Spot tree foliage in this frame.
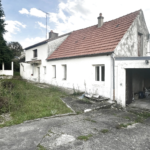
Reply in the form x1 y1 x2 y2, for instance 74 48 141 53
0 0 13 64
7 42 23 57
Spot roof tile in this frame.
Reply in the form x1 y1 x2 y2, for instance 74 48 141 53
47 10 140 60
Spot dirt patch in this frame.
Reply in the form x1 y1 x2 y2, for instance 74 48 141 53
2 81 14 90
0 113 12 125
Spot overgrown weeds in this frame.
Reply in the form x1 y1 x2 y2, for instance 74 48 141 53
116 123 133 129
0 79 72 127
101 129 109 133
37 144 46 150
84 118 97 123
77 134 92 141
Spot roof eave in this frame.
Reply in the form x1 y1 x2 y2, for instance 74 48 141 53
47 51 113 61
24 41 47 50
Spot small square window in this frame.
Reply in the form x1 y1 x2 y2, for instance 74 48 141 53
62 65 67 80
33 49 37 58
95 66 100 81
95 65 105 82
101 66 105 81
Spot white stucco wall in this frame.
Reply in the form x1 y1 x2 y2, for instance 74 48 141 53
0 62 13 76
114 10 149 57
21 54 113 99
115 59 150 107
21 35 69 81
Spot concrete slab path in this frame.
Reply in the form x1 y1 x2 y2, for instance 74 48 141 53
129 98 150 110
1 109 150 150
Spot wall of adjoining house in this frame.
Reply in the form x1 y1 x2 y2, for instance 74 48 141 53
115 60 150 107
22 35 69 81
25 35 68 64
47 35 69 57
114 11 149 57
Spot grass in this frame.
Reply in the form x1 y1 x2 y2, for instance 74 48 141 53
100 129 109 133
116 123 133 129
84 118 97 123
129 110 150 123
37 144 46 150
124 116 130 120
77 134 92 141
14 72 20 76
0 79 72 127
115 111 150 129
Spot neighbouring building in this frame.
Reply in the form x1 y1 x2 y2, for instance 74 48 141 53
20 10 150 107
0 62 14 78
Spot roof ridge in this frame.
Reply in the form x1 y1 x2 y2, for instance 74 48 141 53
24 32 71 50
105 9 140 24
68 10 140 33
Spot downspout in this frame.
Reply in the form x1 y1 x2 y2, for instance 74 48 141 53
111 53 115 101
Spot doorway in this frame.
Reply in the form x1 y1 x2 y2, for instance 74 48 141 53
126 69 132 104
126 69 150 105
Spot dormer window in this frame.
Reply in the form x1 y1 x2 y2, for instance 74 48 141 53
33 49 37 58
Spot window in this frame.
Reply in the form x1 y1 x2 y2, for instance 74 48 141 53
138 33 143 56
43 66 46 74
62 65 67 80
95 66 100 81
33 49 37 58
95 65 105 81
101 66 105 81
52 65 56 78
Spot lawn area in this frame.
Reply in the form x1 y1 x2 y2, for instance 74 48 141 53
0 79 72 127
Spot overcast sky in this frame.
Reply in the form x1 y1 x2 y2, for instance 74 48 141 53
2 0 150 48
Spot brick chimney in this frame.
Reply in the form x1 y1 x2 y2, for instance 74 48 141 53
97 13 104 28
49 30 58 39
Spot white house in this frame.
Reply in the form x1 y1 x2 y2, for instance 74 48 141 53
20 10 150 107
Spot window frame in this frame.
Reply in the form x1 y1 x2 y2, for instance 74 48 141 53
94 64 105 82
52 65 56 78
33 49 37 58
62 65 67 80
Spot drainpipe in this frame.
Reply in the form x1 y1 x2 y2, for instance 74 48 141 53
111 53 115 101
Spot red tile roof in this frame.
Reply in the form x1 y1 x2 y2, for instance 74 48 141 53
47 10 140 60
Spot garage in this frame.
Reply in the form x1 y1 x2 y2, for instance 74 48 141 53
126 69 150 105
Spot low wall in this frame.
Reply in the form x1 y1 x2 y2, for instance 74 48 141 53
0 62 13 76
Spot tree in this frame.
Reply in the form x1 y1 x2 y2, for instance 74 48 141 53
0 0 13 64
7 42 23 57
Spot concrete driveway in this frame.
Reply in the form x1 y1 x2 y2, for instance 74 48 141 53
1 108 150 150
